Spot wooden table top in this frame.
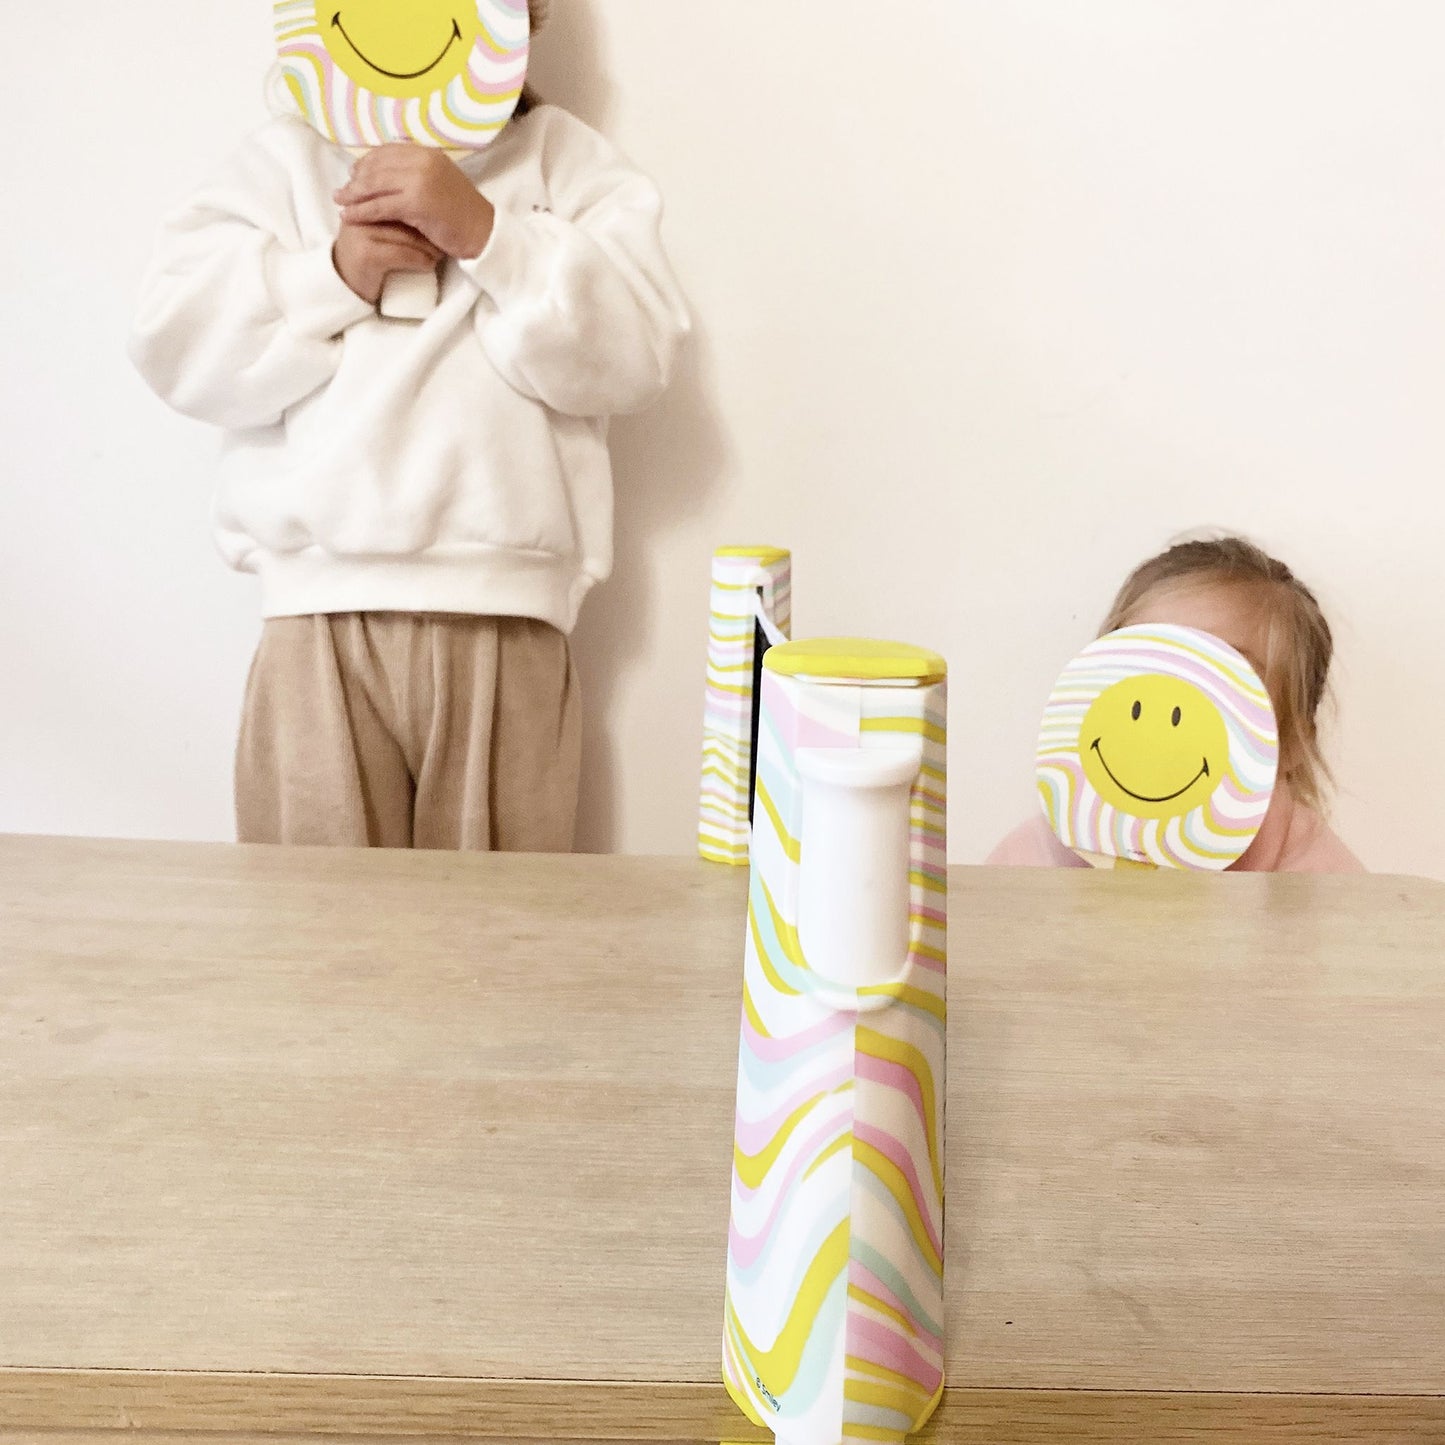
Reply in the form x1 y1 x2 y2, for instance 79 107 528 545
1 836 1442 1444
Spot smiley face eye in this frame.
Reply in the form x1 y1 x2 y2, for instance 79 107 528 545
1172 706 1182 727
1131 700 1141 721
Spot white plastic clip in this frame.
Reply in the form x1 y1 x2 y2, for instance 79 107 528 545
795 743 922 994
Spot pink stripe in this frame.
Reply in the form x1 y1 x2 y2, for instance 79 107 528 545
1083 643 1274 733
728 1118 849 1266
760 677 858 750
699 783 742 804
853 1056 935 1184
732 1061 852 1155
847 1316 943 1394
723 1328 747 1391
741 1006 852 1064
843 1271 924 1335
466 26 516 63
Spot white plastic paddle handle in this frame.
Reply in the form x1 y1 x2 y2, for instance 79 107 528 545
795 745 923 991
379 269 441 321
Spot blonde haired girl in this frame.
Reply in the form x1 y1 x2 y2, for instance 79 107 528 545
989 536 1364 872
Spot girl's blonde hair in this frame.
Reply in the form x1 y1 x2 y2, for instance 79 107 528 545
517 0 549 114
1100 535 1335 811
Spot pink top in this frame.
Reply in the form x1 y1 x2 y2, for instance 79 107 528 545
987 791 1365 873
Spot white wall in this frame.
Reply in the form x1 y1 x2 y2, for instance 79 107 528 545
2 2 1441 877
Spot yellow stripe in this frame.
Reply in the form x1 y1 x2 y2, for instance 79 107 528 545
858 981 946 1026
722 1370 770 1431
725 1219 850 1395
1126 627 1272 705
754 781 801 864
847 1283 911 1334
455 66 522 110
741 980 772 1040
700 763 742 785
766 638 944 684
734 1088 851 1190
861 716 947 746
1037 777 1064 831
847 1355 931 1390
803 1130 851 1181
853 1139 941 1276
716 545 790 564
909 869 947 895
702 734 749 755
750 879 801 997
845 1376 929 1414
856 1028 944 1204
412 91 450 146
440 71 516 137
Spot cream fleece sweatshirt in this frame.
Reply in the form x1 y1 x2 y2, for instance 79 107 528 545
130 106 689 631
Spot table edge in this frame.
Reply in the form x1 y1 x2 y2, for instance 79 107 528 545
3 833 1442 896
3 1368 1443 1443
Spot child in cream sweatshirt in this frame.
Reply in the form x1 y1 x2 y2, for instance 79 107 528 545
132 56 689 850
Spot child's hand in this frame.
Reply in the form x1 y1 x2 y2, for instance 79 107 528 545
332 221 443 306
335 146 496 260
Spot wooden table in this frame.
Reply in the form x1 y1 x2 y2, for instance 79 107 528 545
1 837 1442 1444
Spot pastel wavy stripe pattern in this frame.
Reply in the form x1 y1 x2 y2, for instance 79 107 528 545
1036 624 1279 870
725 668 946 1445
699 550 793 865
275 0 530 149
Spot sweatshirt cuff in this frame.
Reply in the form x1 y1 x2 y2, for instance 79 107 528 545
458 204 531 304
267 240 376 340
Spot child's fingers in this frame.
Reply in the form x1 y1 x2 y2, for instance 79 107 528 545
345 147 398 179
340 196 415 228
360 222 444 263
377 243 441 274
334 179 405 205
338 151 420 190
366 142 420 165
360 222 443 258
342 150 425 193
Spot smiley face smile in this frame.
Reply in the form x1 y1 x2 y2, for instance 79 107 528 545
1090 738 1209 804
331 10 462 79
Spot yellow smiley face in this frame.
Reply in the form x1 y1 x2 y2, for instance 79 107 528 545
323 1 480 98
1080 675 1229 821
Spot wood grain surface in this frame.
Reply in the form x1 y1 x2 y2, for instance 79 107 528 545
1 836 1441 1441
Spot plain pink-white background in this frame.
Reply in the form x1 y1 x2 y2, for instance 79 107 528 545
0 2 1438 877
